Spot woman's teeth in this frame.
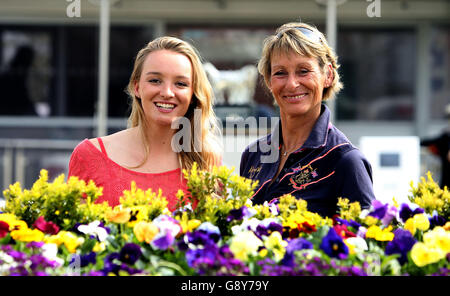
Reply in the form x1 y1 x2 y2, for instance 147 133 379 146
286 94 307 99
155 103 175 109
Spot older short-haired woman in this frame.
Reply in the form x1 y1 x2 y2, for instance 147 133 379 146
240 22 375 218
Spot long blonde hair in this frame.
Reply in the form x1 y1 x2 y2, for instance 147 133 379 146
258 22 343 101
126 36 222 172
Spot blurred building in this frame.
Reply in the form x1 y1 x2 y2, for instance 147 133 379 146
0 0 449 191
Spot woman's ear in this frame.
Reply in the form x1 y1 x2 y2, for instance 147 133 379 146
325 63 334 88
134 80 140 99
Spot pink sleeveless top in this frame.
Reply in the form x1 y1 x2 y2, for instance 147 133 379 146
68 138 190 211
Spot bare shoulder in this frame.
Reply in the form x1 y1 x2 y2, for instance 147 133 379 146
88 128 136 153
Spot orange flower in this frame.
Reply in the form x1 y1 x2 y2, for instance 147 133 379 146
443 221 450 231
106 206 131 224
133 221 159 244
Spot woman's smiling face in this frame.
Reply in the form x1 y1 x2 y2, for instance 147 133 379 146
269 50 331 120
134 49 194 127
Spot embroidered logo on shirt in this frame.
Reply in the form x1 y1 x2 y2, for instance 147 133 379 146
247 165 262 179
289 165 318 189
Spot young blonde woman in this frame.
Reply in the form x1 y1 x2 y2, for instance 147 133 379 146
240 22 375 218
69 36 222 211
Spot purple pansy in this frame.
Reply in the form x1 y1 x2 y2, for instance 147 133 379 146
103 252 121 275
280 238 313 269
429 212 446 228
69 252 97 268
385 228 416 264
185 244 218 269
226 206 254 222
185 243 249 275
26 241 45 249
320 227 349 259
255 221 283 239
151 234 174 250
286 238 313 253
150 215 181 250
381 204 398 226
334 217 361 230
119 243 142 265
368 200 388 220
399 203 424 223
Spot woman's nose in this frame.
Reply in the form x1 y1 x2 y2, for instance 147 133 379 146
160 83 175 98
286 74 299 90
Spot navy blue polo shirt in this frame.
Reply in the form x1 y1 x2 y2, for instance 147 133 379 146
240 104 375 218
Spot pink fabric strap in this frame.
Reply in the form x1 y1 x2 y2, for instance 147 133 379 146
97 138 108 157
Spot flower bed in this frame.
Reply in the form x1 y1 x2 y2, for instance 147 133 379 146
0 165 449 276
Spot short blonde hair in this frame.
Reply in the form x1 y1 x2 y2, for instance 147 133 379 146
126 36 222 171
258 22 343 101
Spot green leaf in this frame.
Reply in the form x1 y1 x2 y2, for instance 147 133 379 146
80 238 97 253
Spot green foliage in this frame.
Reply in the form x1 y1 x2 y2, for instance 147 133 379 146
2 170 108 230
409 171 450 219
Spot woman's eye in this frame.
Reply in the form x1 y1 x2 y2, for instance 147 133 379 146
176 81 189 87
273 71 286 76
299 69 310 75
148 78 160 84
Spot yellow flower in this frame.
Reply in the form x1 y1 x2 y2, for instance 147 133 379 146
365 225 394 241
133 221 159 244
259 248 268 257
127 206 149 228
364 216 379 226
264 232 287 261
229 231 263 262
410 242 445 267
0 214 27 231
45 231 83 253
423 227 450 254
106 206 131 224
10 228 44 242
180 219 201 234
0 213 18 224
93 242 106 253
392 197 399 208
404 218 416 235
413 214 430 231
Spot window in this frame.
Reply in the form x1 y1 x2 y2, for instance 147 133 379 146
0 26 54 116
430 26 450 120
0 24 156 118
337 29 416 121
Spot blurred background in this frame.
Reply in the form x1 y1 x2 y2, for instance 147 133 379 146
0 0 449 205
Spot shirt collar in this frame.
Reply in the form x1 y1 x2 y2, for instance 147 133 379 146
301 103 331 149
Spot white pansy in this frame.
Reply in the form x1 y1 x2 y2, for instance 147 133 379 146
231 217 261 235
359 209 370 220
152 215 181 237
197 222 220 235
0 251 16 275
345 237 369 253
41 243 64 266
244 207 257 219
77 220 108 242
260 217 282 227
